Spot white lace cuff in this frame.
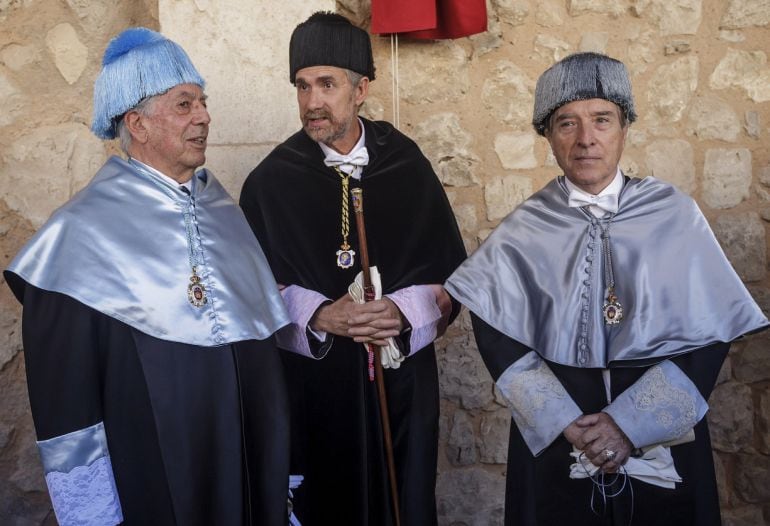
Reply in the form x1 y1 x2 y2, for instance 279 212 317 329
496 351 583 456
37 422 123 526
604 360 707 449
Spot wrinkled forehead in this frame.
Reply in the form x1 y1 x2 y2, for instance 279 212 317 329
294 65 350 84
551 98 623 119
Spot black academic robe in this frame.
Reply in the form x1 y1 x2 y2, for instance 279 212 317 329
14 281 290 526
472 313 727 526
240 118 466 526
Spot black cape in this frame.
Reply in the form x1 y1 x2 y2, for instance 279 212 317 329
9 281 290 526
241 118 466 526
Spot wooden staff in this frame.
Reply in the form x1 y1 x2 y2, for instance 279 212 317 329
351 187 401 526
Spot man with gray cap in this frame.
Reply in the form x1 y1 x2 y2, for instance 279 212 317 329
5 27 292 525
445 52 767 525
240 11 466 526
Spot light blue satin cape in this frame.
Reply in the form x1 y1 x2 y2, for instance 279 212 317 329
446 176 767 368
6 156 289 346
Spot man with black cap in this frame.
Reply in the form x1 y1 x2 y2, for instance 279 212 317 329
240 11 466 526
5 28 292 525
445 52 767 525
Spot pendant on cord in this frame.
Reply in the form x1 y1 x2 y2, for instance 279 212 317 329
336 244 356 269
188 266 208 307
602 288 623 325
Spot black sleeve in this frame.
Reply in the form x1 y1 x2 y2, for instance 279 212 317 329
470 312 532 381
670 341 730 400
21 284 105 440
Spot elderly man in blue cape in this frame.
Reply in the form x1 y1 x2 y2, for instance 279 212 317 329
445 52 768 526
4 28 292 525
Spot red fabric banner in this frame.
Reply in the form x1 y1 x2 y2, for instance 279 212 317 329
371 0 487 40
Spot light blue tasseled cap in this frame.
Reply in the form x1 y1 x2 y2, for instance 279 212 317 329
91 27 205 139
532 52 637 136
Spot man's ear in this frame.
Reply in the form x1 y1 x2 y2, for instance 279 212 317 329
124 110 149 144
354 77 370 107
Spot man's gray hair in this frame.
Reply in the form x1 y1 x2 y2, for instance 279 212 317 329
116 95 157 154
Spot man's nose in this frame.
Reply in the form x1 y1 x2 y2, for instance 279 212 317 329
192 101 211 124
576 123 595 146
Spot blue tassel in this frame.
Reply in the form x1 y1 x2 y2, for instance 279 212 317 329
91 27 205 139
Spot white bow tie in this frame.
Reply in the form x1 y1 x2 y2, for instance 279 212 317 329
568 191 619 214
323 148 370 175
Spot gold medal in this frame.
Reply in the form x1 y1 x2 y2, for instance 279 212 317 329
602 291 623 325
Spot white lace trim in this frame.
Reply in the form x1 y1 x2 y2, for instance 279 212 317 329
46 456 123 526
501 359 567 428
632 365 698 441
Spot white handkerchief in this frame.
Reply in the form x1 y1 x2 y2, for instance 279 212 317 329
348 267 405 369
569 445 682 489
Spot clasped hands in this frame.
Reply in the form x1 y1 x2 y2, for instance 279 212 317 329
563 412 633 474
310 294 405 347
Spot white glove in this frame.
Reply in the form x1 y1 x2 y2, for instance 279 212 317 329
569 445 682 489
348 267 405 369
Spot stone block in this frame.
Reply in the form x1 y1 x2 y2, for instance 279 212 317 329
713 212 766 283
398 41 469 104
437 336 496 410
484 174 534 221
361 96 385 122
478 409 510 464
735 453 770 503
732 337 770 384
0 43 39 71
720 0 770 29
45 23 87 85
204 144 276 201
708 381 754 453
447 410 477 466
632 0 702 35
760 165 770 187
664 40 692 55
745 111 760 139
162 1 332 146
436 468 506 526
568 0 628 17
627 29 656 74
493 0 530 26
758 388 770 455
535 0 566 26
532 33 571 62
454 203 479 234
703 148 752 209
710 48 770 103
0 123 106 229
494 132 538 170
646 56 699 124
687 96 741 142
412 113 480 187
482 61 535 129
0 71 25 127
644 139 695 194
471 11 503 58
747 285 770 318
579 32 609 53
722 505 766 526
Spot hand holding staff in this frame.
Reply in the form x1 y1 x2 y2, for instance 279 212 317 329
351 187 401 526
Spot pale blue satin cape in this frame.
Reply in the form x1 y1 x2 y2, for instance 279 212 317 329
446 176 767 368
6 156 289 346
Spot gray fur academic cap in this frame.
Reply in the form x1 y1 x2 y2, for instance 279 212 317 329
289 12 375 83
91 27 205 140
532 52 636 136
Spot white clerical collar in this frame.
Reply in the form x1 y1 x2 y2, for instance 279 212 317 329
319 118 368 180
130 158 193 191
565 168 623 217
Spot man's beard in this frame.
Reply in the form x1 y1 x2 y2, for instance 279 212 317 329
303 110 352 147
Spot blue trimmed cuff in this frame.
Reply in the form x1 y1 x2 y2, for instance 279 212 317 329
604 360 707 449
37 422 123 526
496 351 583 456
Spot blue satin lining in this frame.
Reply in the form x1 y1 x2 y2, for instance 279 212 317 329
7 156 289 346
446 176 768 368
37 421 109 474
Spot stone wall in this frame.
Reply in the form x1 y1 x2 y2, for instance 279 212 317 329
0 0 768 525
